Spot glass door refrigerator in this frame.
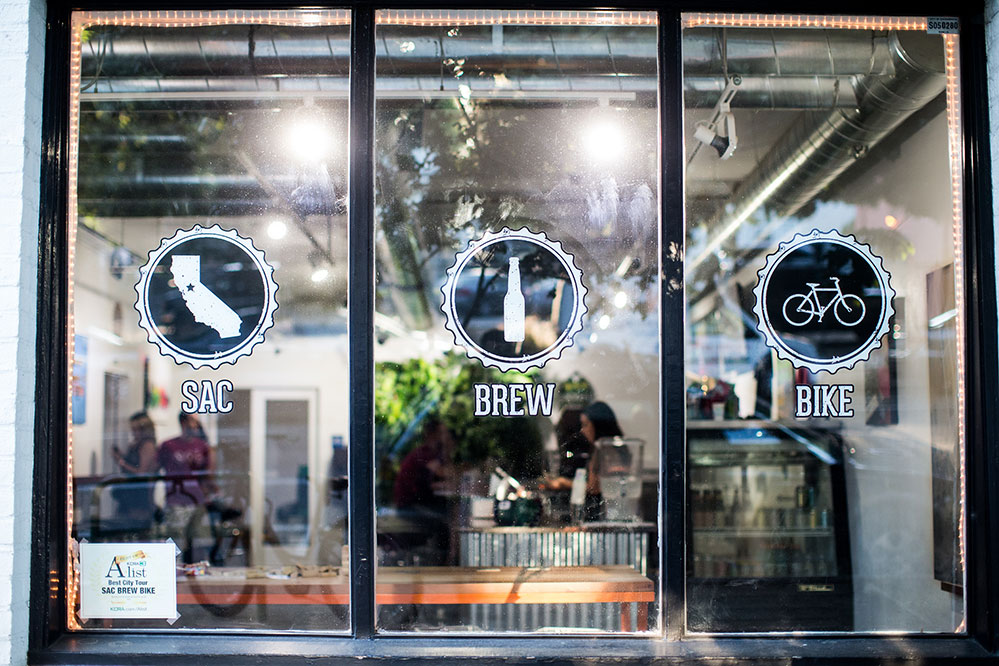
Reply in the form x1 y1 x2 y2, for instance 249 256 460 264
687 420 853 632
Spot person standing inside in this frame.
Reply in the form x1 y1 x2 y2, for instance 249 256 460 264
391 417 455 563
580 401 624 521
111 411 159 535
159 411 215 562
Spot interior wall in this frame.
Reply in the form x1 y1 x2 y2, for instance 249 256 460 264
72 231 148 476
831 110 964 631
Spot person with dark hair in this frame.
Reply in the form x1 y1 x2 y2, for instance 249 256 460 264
393 417 454 511
389 416 455 564
158 412 215 562
543 401 624 521
580 401 623 444
111 411 159 533
580 401 624 521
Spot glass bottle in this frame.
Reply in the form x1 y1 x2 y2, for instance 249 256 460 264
504 256 526 342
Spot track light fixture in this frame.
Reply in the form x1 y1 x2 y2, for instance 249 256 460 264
693 77 740 160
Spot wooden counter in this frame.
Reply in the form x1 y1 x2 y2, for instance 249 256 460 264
177 565 654 631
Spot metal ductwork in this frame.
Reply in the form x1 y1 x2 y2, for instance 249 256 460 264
79 74 857 109
688 30 947 275
685 75 856 109
81 27 891 109
85 26 889 79
76 27 945 221
681 28 894 77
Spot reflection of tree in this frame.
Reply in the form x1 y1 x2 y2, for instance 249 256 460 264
78 101 231 224
460 246 567 329
374 353 543 504
375 94 659 332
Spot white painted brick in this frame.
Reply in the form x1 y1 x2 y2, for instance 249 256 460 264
0 2 43 663
0 258 21 287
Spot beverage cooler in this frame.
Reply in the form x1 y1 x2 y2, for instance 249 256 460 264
687 421 853 632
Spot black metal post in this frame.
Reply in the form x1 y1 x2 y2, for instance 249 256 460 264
30 4 72 652
659 9 687 642
348 3 378 639
957 13 999 652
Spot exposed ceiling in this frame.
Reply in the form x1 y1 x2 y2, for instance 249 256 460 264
76 22 949 333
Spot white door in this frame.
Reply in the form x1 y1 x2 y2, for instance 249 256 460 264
249 389 318 566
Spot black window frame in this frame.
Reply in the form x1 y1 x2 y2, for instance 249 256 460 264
28 1 999 663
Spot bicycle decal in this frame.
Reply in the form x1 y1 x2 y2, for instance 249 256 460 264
753 229 894 374
781 277 866 328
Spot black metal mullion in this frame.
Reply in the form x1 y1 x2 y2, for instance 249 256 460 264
659 9 686 642
348 3 377 640
957 14 999 652
29 4 72 653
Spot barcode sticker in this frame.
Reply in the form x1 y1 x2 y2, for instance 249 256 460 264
927 17 959 34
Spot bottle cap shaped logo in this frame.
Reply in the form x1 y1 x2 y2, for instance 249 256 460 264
752 229 894 374
135 226 278 369
441 227 586 372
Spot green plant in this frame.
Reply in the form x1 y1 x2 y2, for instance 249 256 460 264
375 352 544 501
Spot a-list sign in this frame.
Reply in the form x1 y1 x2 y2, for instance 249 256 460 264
80 542 177 620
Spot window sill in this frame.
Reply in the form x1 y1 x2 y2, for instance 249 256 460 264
30 633 995 665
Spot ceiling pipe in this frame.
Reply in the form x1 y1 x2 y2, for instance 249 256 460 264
84 27 886 83
79 74 857 110
85 27 889 76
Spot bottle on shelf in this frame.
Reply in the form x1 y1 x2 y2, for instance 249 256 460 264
503 256 525 343
729 487 742 528
724 385 740 419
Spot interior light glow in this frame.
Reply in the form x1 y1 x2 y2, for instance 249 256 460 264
267 219 288 240
582 120 626 164
598 314 611 330
884 214 900 229
589 333 599 344
287 118 332 164
615 255 633 277
311 267 330 283
614 291 628 309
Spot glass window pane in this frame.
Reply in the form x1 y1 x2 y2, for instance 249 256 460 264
682 14 966 633
374 9 660 634
67 9 351 631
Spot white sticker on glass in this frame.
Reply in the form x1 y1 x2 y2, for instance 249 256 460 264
79 542 178 620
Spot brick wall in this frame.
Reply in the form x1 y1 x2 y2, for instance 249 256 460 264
0 0 45 664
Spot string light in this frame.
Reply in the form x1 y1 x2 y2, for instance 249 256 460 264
64 8 967 629
75 9 350 29
686 11 968 605
943 33 968 581
67 14 83 629
377 10 656 26
682 13 927 31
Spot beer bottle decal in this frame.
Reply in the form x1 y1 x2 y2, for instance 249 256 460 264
504 256 526 343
